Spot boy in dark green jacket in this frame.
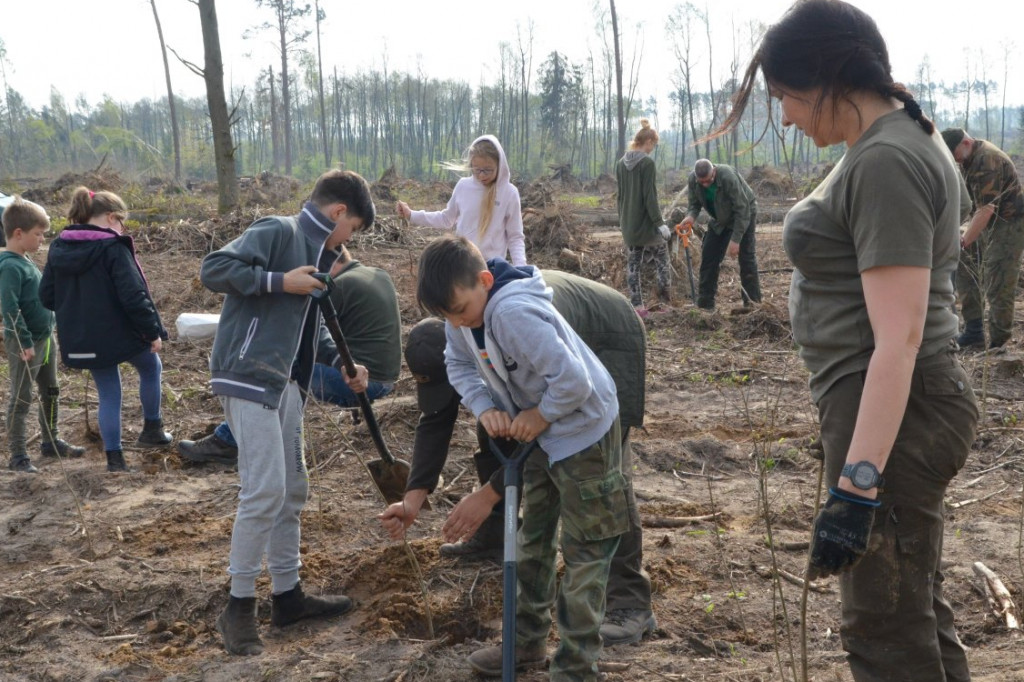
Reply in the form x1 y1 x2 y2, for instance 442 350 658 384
1 198 84 473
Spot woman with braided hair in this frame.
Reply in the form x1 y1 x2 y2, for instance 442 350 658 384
712 1 977 680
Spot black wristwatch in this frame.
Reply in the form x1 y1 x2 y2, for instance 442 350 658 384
841 461 884 490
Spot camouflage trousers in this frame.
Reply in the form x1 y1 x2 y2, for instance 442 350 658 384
956 215 1024 347
818 352 977 682
626 243 671 308
4 335 59 457
517 417 627 682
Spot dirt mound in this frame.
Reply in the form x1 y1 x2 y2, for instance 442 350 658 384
238 171 303 207
729 301 791 342
584 173 617 195
746 165 795 198
21 170 126 205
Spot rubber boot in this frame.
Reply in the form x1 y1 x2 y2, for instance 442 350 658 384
216 595 264 656
270 582 352 627
106 450 130 473
136 418 173 448
956 319 984 350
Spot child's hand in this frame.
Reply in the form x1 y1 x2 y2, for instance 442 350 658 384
442 485 501 544
342 363 369 393
19 347 35 362
510 407 550 442
283 265 325 295
479 409 512 439
395 201 411 220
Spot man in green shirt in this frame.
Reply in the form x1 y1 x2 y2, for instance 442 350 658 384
680 159 762 310
942 128 1024 349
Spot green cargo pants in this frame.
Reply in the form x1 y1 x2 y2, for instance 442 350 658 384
817 351 977 682
516 417 628 682
956 215 1024 347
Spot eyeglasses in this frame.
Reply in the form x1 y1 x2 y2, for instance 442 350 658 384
470 167 497 178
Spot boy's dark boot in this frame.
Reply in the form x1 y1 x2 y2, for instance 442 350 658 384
956 319 984 350
439 512 503 561
467 641 547 676
106 450 130 473
271 582 352 627
178 433 238 464
40 439 86 459
136 419 173 448
8 455 39 474
216 595 264 656
601 608 658 646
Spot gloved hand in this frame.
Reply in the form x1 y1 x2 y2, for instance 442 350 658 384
658 224 671 240
807 487 879 580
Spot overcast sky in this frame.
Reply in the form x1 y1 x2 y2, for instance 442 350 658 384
3 0 1022 117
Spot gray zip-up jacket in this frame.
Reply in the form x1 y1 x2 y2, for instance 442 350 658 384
443 267 619 462
200 203 342 408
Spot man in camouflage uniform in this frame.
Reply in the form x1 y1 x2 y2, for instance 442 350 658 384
943 129 1024 349
680 159 762 310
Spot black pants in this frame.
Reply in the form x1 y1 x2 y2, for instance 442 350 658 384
476 422 652 612
697 215 761 309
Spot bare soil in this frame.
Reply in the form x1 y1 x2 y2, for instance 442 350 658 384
1 192 1023 682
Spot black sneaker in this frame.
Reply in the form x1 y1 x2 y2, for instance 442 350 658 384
178 433 238 465
40 439 86 458
9 457 39 474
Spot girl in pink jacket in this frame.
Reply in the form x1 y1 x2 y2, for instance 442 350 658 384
396 135 526 266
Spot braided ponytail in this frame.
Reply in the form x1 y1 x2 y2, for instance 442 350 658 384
887 83 934 134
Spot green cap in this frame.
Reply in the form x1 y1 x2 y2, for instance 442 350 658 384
941 128 966 155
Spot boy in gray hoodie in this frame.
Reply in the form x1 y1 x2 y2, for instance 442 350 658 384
200 169 374 656
417 234 627 681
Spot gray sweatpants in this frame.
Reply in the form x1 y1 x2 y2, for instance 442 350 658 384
221 381 307 598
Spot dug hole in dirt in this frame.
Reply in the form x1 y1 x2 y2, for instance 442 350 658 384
1 177 1023 682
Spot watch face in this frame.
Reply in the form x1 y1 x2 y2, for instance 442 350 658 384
851 464 876 488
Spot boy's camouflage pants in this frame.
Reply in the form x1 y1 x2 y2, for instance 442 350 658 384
5 335 59 457
516 417 627 682
956 216 1024 347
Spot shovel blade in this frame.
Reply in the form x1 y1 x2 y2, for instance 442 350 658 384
366 457 411 505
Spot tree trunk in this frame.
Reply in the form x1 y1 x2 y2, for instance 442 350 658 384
198 0 238 213
278 9 292 175
610 0 625 160
150 0 181 182
314 0 330 168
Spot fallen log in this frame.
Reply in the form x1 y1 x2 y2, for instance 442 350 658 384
972 562 1020 631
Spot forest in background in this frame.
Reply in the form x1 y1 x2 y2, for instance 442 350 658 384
1 1 1022 187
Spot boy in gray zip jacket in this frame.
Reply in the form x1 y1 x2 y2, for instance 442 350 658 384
200 170 375 657
417 234 628 681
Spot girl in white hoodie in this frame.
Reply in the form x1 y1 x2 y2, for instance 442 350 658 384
396 135 527 266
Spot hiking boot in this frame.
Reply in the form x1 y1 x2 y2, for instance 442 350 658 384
136 418 173 448
40 439 85 459
270 582 353 627
106 450 132 473
8 456 38 474
956 319 985 350
216 595 264 656
439 515 503 561
178 433 238 465
600 608 657 647
466 641 547 677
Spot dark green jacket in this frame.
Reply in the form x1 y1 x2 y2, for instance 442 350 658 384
0 250 54 349
544 270 645 429
616 151 664 247
686 164 757 242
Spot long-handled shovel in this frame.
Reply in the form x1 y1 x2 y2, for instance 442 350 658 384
487 437 539 682
311 277 410 503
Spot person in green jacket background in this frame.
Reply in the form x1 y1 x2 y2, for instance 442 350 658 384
615 118 671 318
680 160 762 310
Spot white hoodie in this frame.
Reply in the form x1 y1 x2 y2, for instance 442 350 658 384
409 134 527 265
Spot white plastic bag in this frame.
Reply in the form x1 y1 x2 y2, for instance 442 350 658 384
175 313 221 341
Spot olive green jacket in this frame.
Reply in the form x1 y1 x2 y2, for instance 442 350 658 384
686 164 757 242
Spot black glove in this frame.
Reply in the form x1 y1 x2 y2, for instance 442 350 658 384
807 488 879 580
